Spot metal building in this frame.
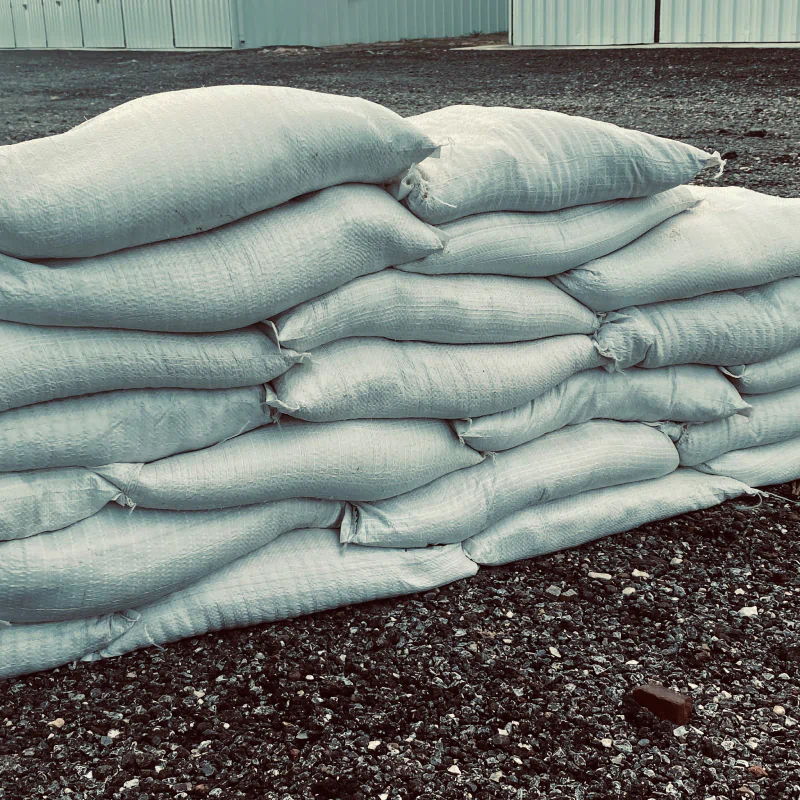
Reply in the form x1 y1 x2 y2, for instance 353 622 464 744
510 0 800 45
0 0 507 50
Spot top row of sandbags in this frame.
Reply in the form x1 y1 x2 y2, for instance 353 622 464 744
391 105 722 223
0 86 720 260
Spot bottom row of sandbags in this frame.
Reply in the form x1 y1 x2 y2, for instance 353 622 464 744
1 464 770 681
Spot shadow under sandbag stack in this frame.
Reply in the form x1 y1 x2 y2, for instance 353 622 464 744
0 92 794 680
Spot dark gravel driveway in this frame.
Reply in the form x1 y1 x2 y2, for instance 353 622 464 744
0 37 799 800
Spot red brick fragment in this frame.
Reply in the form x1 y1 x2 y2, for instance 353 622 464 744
631 683 693 725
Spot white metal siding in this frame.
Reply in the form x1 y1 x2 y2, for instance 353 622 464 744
173 0 231 47
511 0 655 45
0 1 16 46
237 0 507 49
42 0 82 46
10 0 46 46
660 0 800 43
81 0 125 47
121 0 173 48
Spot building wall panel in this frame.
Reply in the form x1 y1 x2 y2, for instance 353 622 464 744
120 0 173 48
0 1 16 47
237 0 507 49
173 0 231 47
511 0 655 45
42 0 82 47
81 0 125 47
660 0 800 43
10 0 47 46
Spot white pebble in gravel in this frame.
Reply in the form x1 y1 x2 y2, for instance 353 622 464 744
368 740 381 750
588 572 612 580
670 557 683 566
545 585 562 597
774 706 786 715
738 606 758 617
447 765 461 775
631 569 650 578
600 738 613 748
622 587 636 596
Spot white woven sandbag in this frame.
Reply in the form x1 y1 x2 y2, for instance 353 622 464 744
274 270 599 351
0 86 437 259
677 385 800 467
454 366 751 453
0 468 120 542
0 186 445 333
401 187 697 277
0 321 300 413
697 436 800 486
389 105 721 224
0 386 271 473
84 529 478 661
595 278 800 371
553 187 800 311
272 335 605 422
95 418 483 511
0 610 139 680
723 345 800 395
462 469 752 566
0 499 343 623
342 421 678 548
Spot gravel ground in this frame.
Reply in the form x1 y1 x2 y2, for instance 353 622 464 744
1 38 800 800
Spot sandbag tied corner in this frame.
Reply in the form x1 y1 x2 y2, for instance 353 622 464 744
3 85 800 681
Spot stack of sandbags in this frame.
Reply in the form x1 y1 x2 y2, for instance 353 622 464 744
1 95 790 680
549 185 800 491
0 86 479 678
319 105 755 564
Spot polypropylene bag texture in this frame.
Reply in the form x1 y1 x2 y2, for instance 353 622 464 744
676 384 800 466
462 469 752 566
722 345 800 395
0 499 344 623
0 86 437 259
0 611 139 680
697 436 800 487
553 187 800 311
83 530 478 662
0 468 120 542
272 335 605 421
0 386 271 473
342 421 679 548
400 187 696 277
390 105 721 223
274 271 598 351
0 321 301 412
0 186 445 332
595 278 800 371
454 366 750 453
95 419 483 511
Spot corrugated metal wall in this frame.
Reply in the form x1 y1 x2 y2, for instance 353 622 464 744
10 0 47 46
660 0 800 43
42 0 83 47
0 0 505 48
173 0 231 47
121 0 175 48
236 0 507 48
0 2 15 47
80 0 126 48
511 0 655 45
